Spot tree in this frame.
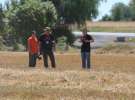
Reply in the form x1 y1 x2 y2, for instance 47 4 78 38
129 0 135 20
101 14 112 21
111 3 132 21
42 0 104 25
0 4 5 33
52 24 75 45
6 0 57 45
42 0 104 45
4 0 104 46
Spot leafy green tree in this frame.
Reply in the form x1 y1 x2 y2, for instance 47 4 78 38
4 0 104 47
129 0 135 20
42 0 104 45
6 0 57 45
57 36 67 52
42 0 104 24
111 3 132 21
52 25 75 45
0 4 5 33
101 14 112 21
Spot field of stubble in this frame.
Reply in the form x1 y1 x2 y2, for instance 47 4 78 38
0 52 135 100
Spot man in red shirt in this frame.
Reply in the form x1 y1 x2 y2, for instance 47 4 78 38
27 31 39 67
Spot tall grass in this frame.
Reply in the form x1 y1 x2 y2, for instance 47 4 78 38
1 52 135 99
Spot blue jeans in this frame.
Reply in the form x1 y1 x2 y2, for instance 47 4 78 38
29 53 38 67
81 52 91 69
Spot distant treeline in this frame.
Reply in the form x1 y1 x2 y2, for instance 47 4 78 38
102 0 135 21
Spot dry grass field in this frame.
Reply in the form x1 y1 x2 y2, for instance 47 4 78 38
86 21 135 32
0 52 135 100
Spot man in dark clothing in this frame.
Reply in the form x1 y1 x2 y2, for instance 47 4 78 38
80 29 94 69
39 27 56 68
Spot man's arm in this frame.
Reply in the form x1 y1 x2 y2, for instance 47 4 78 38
38 41 42 54
51 35 56 51
38 35 42 55
27 39 32 54
90 36 94 43
84 35 94 43
79 36 84 43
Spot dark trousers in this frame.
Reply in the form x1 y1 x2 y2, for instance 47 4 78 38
42 51 56 68
29 53 37 67
81 52 91 69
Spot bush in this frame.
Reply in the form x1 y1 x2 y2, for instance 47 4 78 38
52 25 75 45
57 36 68 52
12 43 25 51
12 43 19 51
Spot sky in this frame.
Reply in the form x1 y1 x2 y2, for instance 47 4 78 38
0 0 130 20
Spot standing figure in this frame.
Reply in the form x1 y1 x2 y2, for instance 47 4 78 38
80 29 94 69
39 27 56 68
27 31 39 67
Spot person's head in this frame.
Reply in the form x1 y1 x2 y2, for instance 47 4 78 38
82 28 87 35
31 30 36 37
43 27 51 35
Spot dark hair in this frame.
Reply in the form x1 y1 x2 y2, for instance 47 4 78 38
82 28 87 33
32 30 36 34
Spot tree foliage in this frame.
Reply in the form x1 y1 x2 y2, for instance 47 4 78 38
8 0 57 34
41 0 104 45
101 14 112 21
1 0 104 46
0 4 5 33
102 1 135 21
6 0 57 44
42 0 103 25
111 3 131 21
129 0 135 20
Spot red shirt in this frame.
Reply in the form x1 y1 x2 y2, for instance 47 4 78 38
28 36 39 53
